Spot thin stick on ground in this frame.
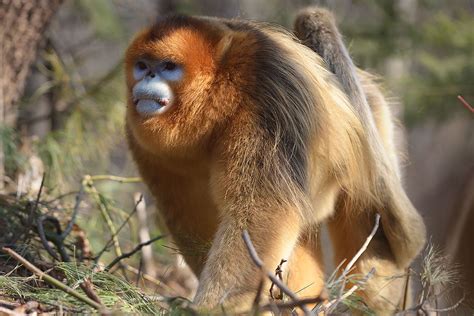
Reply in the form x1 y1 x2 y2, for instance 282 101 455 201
84 175 130 279
423 293 465 313
25 174 46 240
35 206 104 306
134 193 155 276
31 173 46 216
260 296 326 313
84 176 123 259
1 247 106 311
242 230 312 315
80 278 104 307
88 175 141 183
105 235 165 272
61 183 85 239
405 291 466 314
36 216 60 261
94 194 143 263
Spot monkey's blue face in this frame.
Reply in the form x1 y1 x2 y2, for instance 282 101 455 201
131 60 184 116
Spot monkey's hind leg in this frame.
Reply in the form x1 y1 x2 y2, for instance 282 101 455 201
285 226 325 305
327 198 405 315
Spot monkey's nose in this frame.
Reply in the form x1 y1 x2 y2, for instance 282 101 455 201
132 79 173 116
158 98 169 106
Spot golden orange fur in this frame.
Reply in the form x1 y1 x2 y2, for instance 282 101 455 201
125 11 425 314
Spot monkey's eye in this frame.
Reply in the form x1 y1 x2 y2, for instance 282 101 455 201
133 61 149 80
160 61 183 81
137 61 148 70
163 61 177 71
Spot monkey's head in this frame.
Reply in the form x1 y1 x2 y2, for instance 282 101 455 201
125 15 251 158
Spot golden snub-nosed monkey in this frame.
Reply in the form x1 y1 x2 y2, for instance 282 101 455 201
125 7 425 314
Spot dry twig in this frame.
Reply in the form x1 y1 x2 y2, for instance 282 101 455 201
84 176 123 259
269 259 287 300
94 193 144 263
457 95 474 113
322 267 375 313
331 214 380 311
423 292 465 313
88 175 141 183
105 235 165 272
260 296 326 313
1 247 106 311
61 183 85 239
344 214 380 275
134 193 155 276
80 278 104 307
313 214 380 314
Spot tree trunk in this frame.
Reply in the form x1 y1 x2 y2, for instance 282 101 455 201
0 0 64 188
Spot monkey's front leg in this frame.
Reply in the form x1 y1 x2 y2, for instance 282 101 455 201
194 202 302 311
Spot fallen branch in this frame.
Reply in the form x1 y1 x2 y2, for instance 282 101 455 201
31 173 46 217
105 235 165 272
80 278 104 308
1 247 105 312
94 194 143 263
88 175 141 183
61 183 85 239
424 292 465 313
84 176 123 260
36 216 60 261
134 193 155 276
260 295 326 312
242 230 311 315
404 291 465 314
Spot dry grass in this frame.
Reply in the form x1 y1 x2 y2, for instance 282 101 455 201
0 176 470 315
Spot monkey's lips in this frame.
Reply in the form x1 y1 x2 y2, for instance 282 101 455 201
133 98 171 116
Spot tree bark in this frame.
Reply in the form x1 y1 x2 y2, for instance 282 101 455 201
0 0 64 188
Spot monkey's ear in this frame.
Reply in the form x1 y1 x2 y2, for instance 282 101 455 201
215 33 234 64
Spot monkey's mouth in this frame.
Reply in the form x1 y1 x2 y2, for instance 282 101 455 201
133 98 171 116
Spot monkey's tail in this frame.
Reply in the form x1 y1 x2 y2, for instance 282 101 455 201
294 7 426 268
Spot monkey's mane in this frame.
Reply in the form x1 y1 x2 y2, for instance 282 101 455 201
220 21 374 220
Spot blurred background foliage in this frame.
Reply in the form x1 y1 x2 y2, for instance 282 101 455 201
337 0 474 125
6 0 472 186
0 0 473 311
